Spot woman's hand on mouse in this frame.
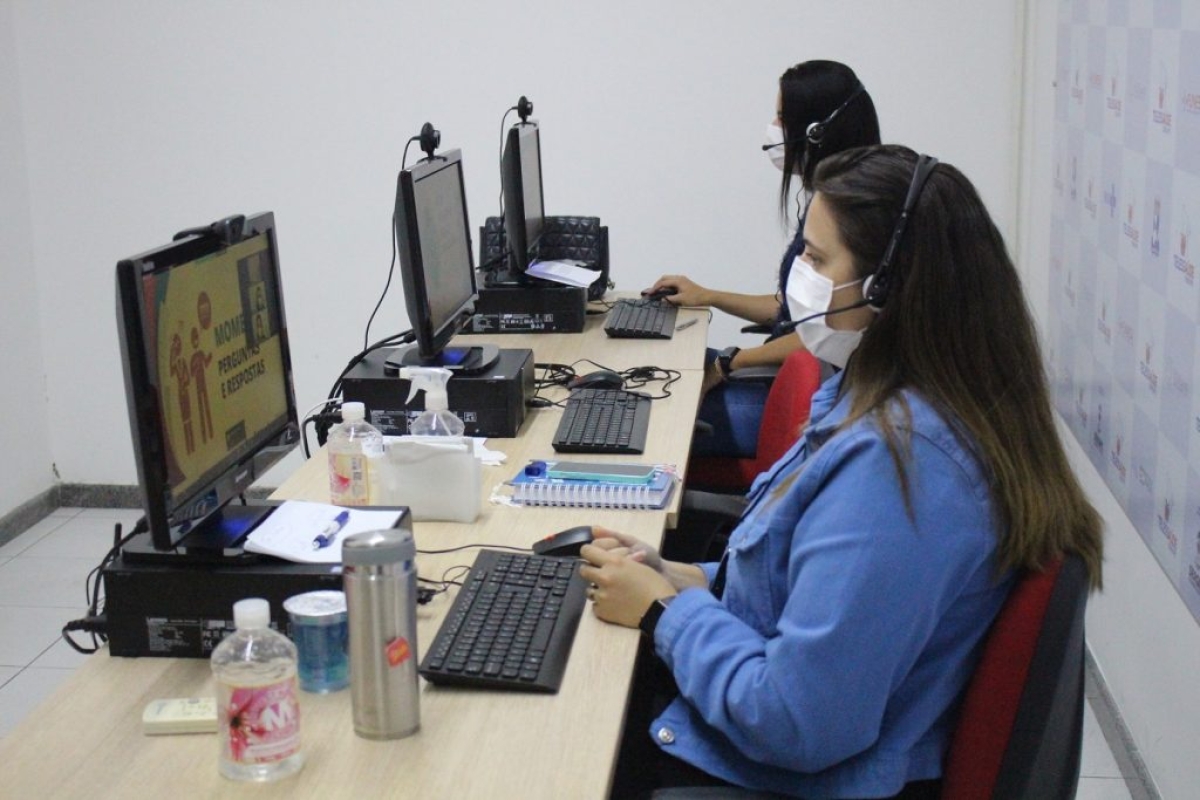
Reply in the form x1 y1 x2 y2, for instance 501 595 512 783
586 527 664 573
645 275 706 307
579 539 676 628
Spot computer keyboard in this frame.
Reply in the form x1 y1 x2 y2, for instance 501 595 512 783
603 299 678 339
552 388 651 454
418 549 587 693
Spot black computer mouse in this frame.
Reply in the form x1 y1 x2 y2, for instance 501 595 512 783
642 287 679 302
569 369 624 391
532 525 595 558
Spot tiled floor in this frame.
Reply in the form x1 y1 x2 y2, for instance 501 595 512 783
0 507 1141 797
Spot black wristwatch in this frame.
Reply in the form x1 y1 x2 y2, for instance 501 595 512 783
716 346 740 378
639 596 676 638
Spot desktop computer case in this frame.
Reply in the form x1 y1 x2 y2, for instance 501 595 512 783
466 283 587 334
342 346 533 437
103 557 344 658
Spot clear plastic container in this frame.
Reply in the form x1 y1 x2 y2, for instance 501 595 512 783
327 401 385 505
211 598 304 782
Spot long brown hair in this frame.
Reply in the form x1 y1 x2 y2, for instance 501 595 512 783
813 145 1103 589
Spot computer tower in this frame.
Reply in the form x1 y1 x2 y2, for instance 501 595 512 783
464 284 587 334
341 347 533 437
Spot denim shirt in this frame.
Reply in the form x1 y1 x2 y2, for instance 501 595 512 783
651 373 1013 798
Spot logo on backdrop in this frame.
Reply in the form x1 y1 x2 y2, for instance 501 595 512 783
1174 204 1193 285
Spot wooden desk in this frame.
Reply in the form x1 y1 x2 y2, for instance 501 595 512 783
0 316 709 798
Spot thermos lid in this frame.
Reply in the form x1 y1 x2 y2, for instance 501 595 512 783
342 528 416 565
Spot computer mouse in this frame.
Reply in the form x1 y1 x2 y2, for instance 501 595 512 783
532 525 595 558
642 287 679 302
569 369 624 391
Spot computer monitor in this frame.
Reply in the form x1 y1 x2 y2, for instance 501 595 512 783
115 212 300 559
389 149 497 372
501 121 545 276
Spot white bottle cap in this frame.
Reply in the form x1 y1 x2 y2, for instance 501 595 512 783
341 401 366 422
233 598 271 630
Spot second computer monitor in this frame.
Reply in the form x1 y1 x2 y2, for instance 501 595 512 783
393 149 496 371
501 121 545 275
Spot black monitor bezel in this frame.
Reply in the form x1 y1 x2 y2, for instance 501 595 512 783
115 211 300 553
501 122 545 274
394 149 479 362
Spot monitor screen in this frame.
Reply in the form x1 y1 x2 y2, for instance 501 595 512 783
501 122 545 274
393 149 495 372
116 212 299 554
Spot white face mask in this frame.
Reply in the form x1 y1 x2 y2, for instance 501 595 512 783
785 255 866 368
764 123 788 171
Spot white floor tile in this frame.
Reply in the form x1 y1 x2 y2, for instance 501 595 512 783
20 514 129 563
1075 777 1134 800
0 666 17 689
0 556 96 610
0 666 75 739
0 606 83 667
0 515 70 559
1081 699 1123 778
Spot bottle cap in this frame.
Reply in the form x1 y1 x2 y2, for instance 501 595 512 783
233 598 271 630
342 528 416 566
341 401 366 422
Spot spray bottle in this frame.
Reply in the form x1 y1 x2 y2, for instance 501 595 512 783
398 367 465 437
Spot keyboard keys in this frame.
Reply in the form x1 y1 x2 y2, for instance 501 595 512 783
604 299 677 339
552 388 651 454
418 551 587 693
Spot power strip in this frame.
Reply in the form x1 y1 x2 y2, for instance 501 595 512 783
142 697 218 735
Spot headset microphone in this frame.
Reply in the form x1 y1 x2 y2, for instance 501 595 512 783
776 297 871 334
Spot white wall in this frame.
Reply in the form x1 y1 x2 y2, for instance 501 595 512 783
1017 2 1200 797
3 0 1020 501
0 1 53 514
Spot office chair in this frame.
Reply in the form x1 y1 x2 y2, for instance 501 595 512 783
941 553 1089 799
686 349 822 493
650 554 1090 800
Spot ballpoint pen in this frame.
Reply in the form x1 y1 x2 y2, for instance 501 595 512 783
675 318 698 331
312 510 351 550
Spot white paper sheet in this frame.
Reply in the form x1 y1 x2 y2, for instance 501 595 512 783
244 501 403 564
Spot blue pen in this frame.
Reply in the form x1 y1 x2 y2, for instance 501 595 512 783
312 510 351 550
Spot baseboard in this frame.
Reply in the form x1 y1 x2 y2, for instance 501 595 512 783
1085 646 1161 800
0 484 275 548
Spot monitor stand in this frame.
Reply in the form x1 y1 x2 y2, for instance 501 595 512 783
384 343 500 375
120 503 277 566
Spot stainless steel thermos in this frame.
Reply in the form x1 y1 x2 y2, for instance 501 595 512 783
342 522 420 739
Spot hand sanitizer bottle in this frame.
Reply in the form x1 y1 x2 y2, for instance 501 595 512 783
400 367 465 437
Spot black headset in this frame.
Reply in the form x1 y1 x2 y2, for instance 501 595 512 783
805 82 865 145
862 154 940 310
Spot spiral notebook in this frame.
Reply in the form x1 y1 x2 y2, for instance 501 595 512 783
506 464 676 509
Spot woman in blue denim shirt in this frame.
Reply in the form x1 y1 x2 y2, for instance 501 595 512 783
581 146 1104 799
645 60 881 459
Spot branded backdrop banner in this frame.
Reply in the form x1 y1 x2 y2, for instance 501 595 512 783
1050 0 1200 623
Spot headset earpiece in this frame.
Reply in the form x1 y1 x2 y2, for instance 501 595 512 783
805 121 825 145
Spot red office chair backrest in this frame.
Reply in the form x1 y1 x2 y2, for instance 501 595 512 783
941 554 1089 800
687 350 822 492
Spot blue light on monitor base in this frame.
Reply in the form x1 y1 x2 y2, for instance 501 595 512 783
384 343 499 375
120 503 277 565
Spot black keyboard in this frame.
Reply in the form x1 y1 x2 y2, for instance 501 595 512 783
418 550 587 693
604 299 678 339
552 388 651 454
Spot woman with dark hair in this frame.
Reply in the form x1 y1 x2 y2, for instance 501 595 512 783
582 145 1104 798
646 60 881 460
